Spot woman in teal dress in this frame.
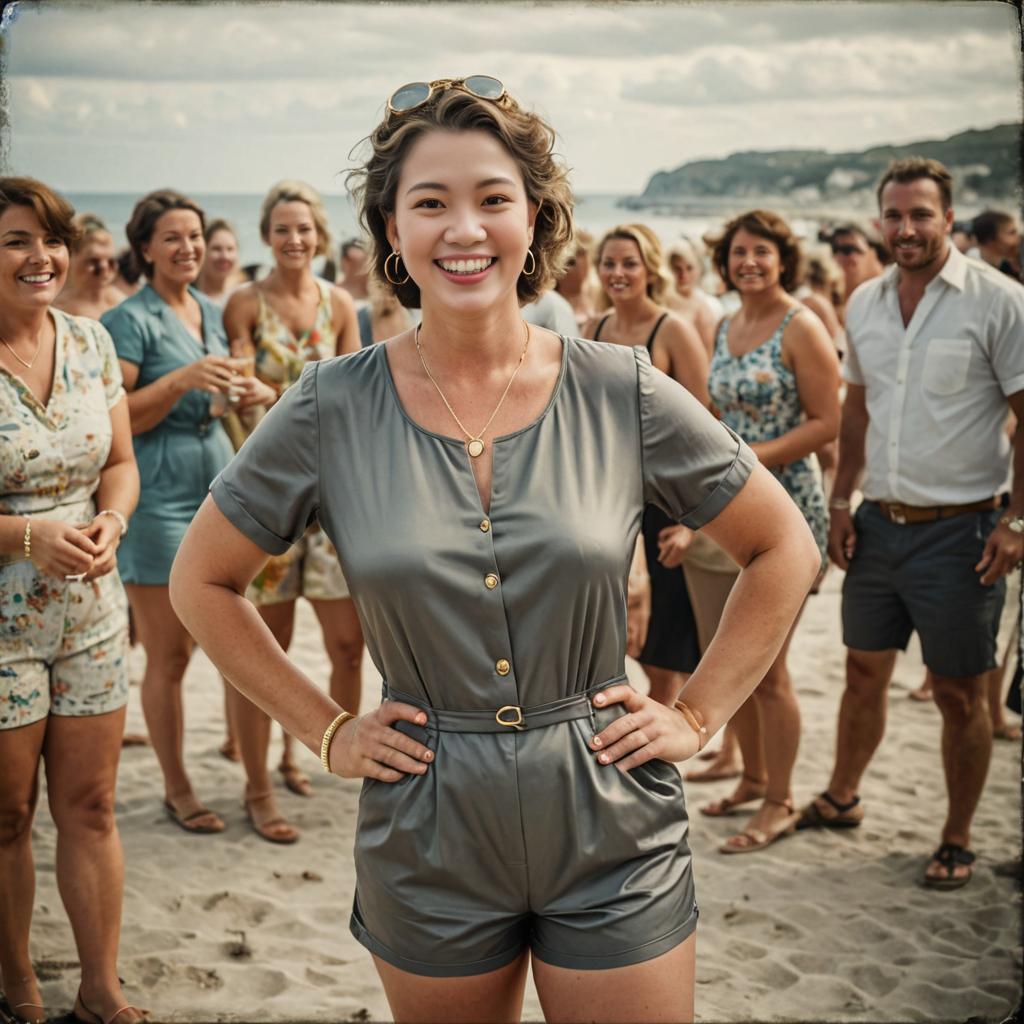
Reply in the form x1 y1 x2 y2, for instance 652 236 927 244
101 189 276 837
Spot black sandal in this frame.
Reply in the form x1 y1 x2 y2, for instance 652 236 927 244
923 842 976 891
0 992 45 1024
795 790 863 830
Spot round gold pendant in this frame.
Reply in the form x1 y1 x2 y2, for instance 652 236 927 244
467 438 485 458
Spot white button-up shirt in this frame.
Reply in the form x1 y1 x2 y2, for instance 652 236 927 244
843 244 1024 506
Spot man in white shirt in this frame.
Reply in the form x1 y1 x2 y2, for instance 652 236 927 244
797 158 1024 891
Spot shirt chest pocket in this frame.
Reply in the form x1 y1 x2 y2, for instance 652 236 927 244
922 338 971 396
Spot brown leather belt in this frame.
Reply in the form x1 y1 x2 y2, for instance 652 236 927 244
875 497 999 525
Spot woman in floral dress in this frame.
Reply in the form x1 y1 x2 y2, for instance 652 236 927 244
222 181 361 825
0 177 146 1024
664 209 840 853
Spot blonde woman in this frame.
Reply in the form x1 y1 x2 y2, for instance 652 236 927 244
665 237 723 360
54 214 125 320
222 181 362 834
583 224 709 710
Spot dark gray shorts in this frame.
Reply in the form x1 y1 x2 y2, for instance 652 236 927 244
348 699 698 977
842 502 1005 679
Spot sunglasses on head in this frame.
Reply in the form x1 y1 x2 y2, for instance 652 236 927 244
387 76 508 116
831 243 866 257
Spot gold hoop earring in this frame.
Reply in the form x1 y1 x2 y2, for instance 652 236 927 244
523 249 537 276
384 250 410 286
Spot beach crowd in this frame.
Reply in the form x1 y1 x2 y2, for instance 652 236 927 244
0 76 1022 1024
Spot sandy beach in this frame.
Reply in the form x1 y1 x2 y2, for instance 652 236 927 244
25 569 1022 1023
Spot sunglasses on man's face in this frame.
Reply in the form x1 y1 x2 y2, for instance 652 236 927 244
831 244 867 257
387 76 508 116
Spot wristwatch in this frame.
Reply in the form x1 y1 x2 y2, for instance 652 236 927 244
999 514 1024 534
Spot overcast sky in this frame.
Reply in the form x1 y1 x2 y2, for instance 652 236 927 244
2 0 1020 195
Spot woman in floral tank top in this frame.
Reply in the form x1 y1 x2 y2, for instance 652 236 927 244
222 181 361 841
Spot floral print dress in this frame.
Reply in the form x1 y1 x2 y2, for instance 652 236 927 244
709 307 828 566
245 278 349 604
0 311 130 729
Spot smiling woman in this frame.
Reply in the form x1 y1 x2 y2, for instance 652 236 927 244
99 188 279 846
169 79 822 1024
0 176 145 1024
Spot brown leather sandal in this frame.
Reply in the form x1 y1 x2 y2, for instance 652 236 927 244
719 797 799 855
244 791 299 845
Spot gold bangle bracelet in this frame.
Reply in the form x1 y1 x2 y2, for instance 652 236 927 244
320 710 355 773
22 517 31 560
673 699 708 751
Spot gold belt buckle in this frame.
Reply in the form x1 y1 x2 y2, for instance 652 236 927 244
495 705 524 730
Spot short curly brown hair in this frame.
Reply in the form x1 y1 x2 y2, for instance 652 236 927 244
710 209 802 293
126 189 206 279
0 177 81 251
347 86 575 308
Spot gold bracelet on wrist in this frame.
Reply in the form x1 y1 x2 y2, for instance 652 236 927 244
22 517 31 560
673 699 708 751
320 710 356 773
828 497 852 510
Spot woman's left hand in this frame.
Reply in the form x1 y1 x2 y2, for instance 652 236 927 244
78 514 123 580
589 684 701 770
231 376 277 411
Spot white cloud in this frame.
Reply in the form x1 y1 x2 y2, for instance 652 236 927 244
2 0 1019 193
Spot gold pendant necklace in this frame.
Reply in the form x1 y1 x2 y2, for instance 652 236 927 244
415 320 531 459
1 334 42 370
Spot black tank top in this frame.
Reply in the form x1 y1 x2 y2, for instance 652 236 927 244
592 311 669 352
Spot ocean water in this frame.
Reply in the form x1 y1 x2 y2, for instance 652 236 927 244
65 191 822 269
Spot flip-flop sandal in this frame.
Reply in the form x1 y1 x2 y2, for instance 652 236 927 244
795 790 863 830
923 842 975 890
163 800 225 835
719 798 799 855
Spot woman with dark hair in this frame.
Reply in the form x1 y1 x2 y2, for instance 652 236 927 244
0 177 145 1024
101 189 275 838
54 213 124 320
582 224 709 710
171 80 819 1021
670 209 839 853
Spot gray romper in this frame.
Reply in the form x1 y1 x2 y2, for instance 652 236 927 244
210 335 756 977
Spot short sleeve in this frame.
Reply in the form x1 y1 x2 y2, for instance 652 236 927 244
984 284 1024 397
101 302 145 367
89 321 126 407
841 289 868 386
636 346 757 529
210 362 320 555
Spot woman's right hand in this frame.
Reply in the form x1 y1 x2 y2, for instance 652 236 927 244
329 701 436 782
28 519 100 578
172 355 236 396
